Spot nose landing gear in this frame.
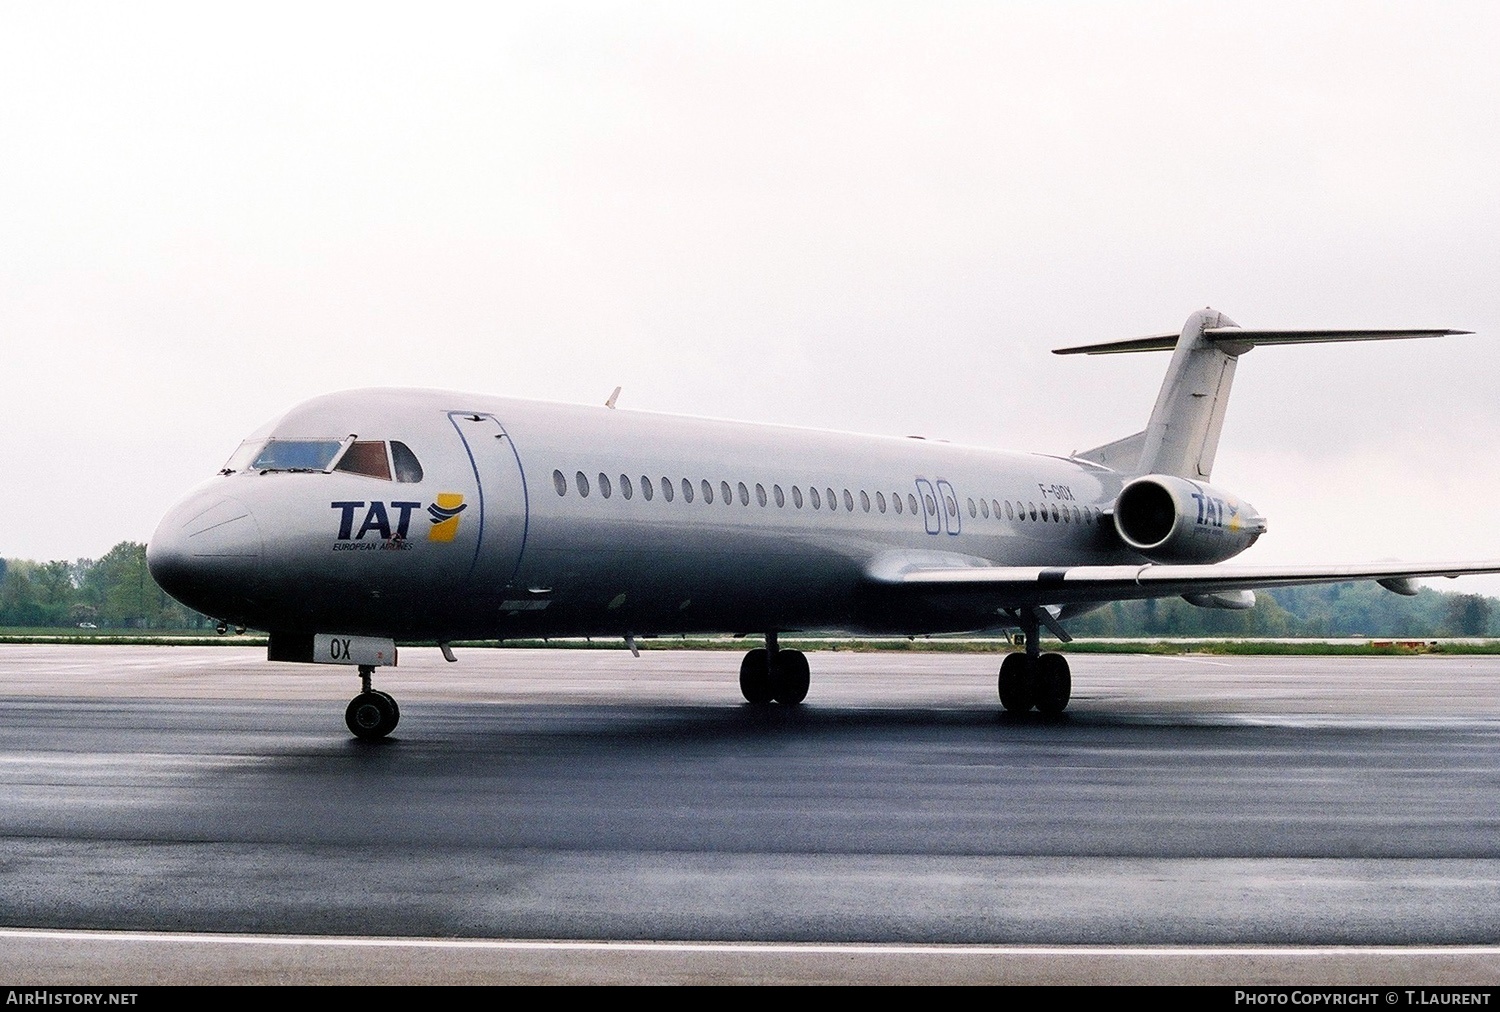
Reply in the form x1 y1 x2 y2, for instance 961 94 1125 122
346 664 400 739
739 633 810 705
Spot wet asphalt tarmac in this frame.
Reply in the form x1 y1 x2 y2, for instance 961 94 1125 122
2 645 1499 982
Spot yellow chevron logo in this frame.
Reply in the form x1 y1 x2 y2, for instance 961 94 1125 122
427 493 467 542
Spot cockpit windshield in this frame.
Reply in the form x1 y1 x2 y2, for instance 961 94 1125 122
220 436 423 481
251 439 347 472
221 440 265 474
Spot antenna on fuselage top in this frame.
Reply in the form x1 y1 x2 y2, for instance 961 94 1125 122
605 386 621 409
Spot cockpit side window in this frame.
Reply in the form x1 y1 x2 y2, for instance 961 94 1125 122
335 441 393 480
391 441 424 483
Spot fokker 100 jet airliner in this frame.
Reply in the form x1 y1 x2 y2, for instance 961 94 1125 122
147 309 1500 739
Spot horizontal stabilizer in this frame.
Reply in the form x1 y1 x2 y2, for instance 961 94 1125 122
1053 332 1178 355
1054 327 1469 357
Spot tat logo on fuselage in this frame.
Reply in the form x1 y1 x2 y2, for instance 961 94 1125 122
330 495 468 551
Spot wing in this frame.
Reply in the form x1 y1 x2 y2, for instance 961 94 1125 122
868 555 1500 608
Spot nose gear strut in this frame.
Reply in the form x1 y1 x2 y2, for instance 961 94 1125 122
345 663 400 739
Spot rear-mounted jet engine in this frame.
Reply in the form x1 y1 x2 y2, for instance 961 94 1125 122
1113 474 1266 564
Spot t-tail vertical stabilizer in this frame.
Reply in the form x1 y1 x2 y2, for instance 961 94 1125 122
1057 309 1470 480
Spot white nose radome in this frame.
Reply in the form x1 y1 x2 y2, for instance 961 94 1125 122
147 494 263 617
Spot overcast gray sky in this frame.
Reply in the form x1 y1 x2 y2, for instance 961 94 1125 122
4 2 1498 590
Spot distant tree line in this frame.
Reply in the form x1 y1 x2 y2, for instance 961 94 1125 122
1 541 1497 636
0 542 211 629
1068 582 1498 638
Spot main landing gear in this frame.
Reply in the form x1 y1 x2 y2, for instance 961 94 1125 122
739 633 809 705
346 663 400 740
998 612 1072 715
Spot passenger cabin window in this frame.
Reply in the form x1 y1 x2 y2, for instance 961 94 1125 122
620 474 633 500
641 476 654 501
662 477 674 502
335 441 392 480
553 470 567 496
577 472 590 497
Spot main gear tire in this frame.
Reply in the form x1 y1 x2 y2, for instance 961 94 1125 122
771 649 810 705
998 653 1034 713
739 648 774 704
1034 653 1072 715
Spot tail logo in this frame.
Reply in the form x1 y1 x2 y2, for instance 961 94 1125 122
427 494 468 542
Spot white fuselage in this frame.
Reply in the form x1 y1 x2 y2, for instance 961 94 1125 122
148 388 1139 641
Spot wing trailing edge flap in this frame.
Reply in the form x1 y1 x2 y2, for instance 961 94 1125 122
867 556 1500 607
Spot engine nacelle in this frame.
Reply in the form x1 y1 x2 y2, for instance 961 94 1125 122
1183 590 1257 610
1113 474 1266 564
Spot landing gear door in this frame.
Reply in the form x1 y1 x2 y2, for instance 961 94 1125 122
448 412 529 594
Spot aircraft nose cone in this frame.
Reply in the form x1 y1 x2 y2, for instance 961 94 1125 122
147 494 263 618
